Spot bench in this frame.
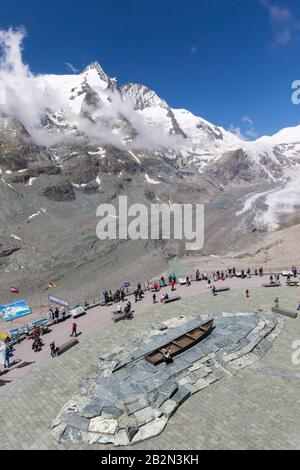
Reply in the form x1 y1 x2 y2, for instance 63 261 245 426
70 306 86 318
163 296 181 304
56 338 79 356
262 283 281 288
271 307 297 319
112 311 133 322
213 287 230 293
286 281 299 287
281 271 293 277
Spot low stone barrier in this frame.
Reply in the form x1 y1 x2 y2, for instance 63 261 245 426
56 338 79 356
163 296 181 304
271 307 297 319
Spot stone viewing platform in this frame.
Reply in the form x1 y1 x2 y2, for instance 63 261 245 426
1 284 300 450
51 312 284 446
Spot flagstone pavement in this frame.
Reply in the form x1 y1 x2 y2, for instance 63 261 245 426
1 285 300 450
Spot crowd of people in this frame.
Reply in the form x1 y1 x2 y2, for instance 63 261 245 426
2 264 300 375
195 266 265 283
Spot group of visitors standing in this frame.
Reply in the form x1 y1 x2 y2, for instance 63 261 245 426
49 306 67 324
102 287 126 305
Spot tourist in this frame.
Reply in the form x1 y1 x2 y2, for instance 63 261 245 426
50 341 56 357
212 285 217 296
23 324 30 336
71 322 77 337
124 301 131 314
186 276 191 287
134 290 138 303
297 301 300 311
245 289 250 298
196 270 200 281
104 291 109 304
54 307 59 324
60 306 66 321
153 293 156 304
162 347 172 363
51 309 55 321
171 278 175 291
3 346 10 368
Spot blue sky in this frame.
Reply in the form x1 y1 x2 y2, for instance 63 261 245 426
1 0 300 138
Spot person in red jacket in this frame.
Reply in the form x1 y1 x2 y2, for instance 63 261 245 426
71 321 77 337
171 279 175 291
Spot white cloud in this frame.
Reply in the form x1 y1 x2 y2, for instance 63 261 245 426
229 115 259 140
0 27 187 152
246 128 259 138
65 62 79 73
260 0 300 45
242 115 258 138
242 116 253 127
228 124 246 140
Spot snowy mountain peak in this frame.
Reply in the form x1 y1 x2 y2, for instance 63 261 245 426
121 83 169 111
82 61 118 91
83 61 107 76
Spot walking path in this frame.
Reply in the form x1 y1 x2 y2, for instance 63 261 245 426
0 274 297 395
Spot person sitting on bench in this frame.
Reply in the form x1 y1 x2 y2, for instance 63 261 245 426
162 347 172 363
124 301 131 315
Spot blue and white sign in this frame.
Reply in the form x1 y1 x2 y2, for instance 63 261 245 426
0 300 31 322
123 281 131 288
48 295 70 308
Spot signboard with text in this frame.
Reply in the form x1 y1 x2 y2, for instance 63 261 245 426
48 295 70 308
